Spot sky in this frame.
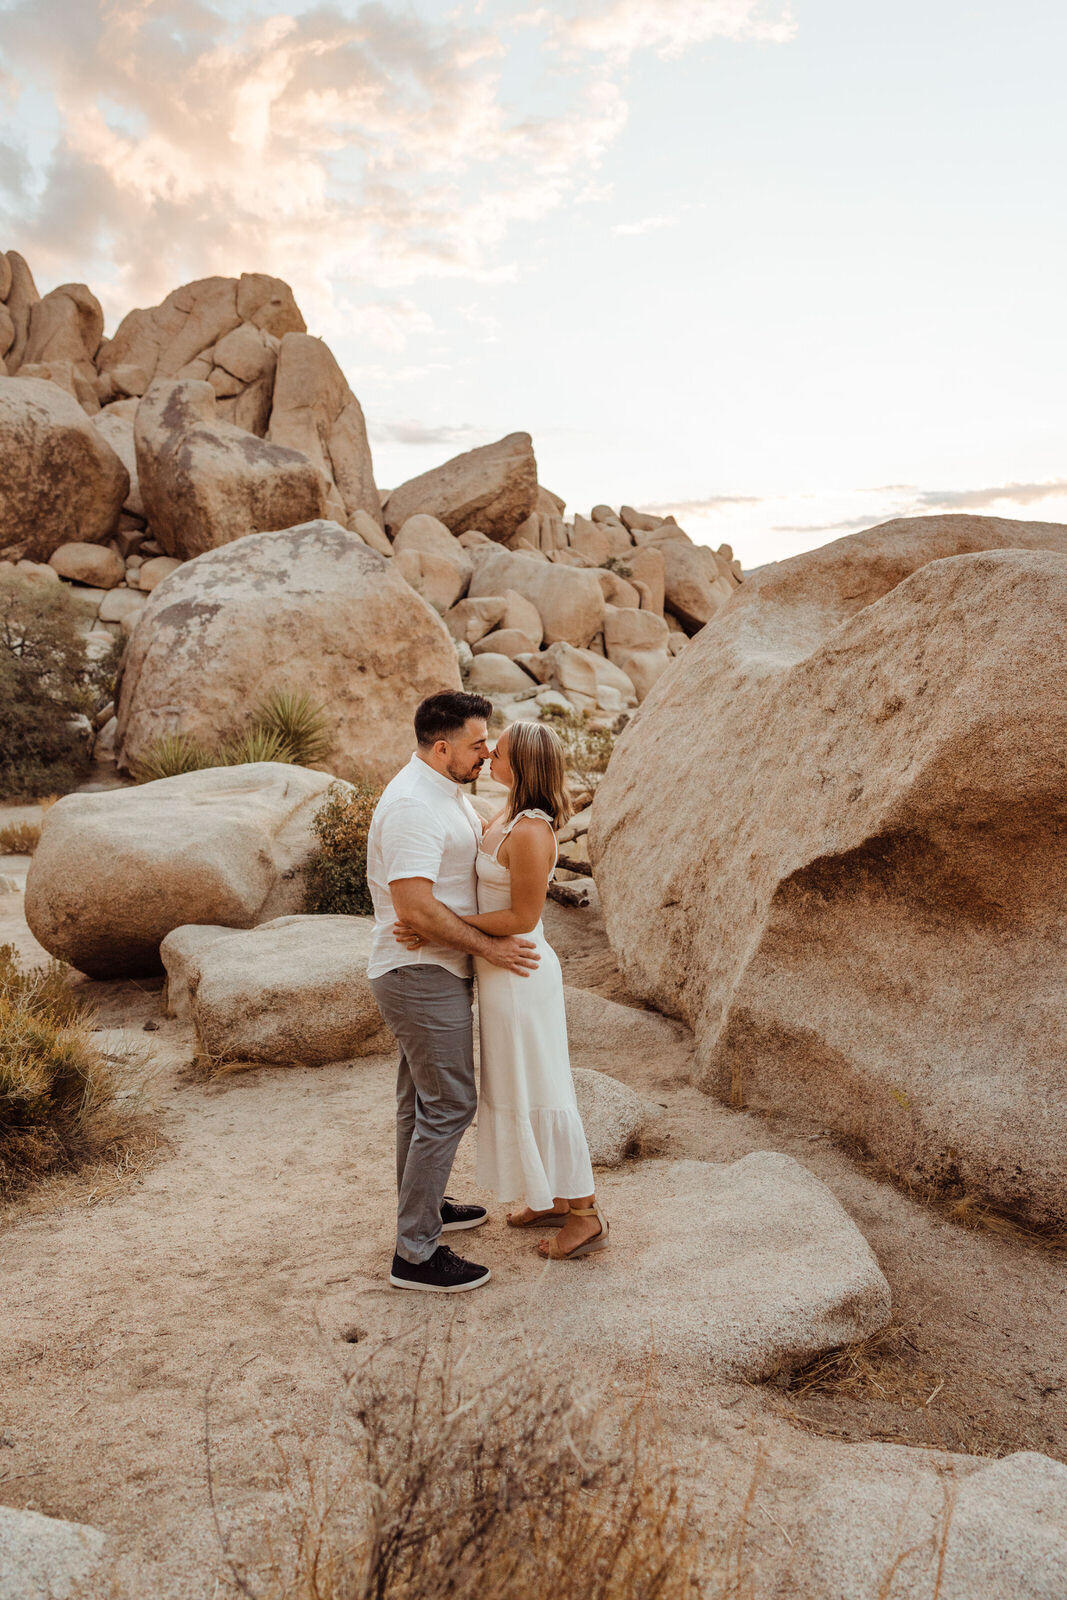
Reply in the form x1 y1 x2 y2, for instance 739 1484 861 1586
1 0 1065 568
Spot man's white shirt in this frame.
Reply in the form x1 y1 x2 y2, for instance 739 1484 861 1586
366 753 483 982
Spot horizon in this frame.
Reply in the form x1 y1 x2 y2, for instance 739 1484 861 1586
2 0 1065 567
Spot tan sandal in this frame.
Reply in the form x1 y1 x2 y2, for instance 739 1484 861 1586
538 1202 610 1260
507 1205 570 1229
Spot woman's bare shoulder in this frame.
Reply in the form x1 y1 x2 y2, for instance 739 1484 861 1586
507 814 557 850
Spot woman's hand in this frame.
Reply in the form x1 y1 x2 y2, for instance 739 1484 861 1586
393 919 426 950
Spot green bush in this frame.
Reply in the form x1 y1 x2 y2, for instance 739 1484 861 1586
538 703 616 791
0 571 117 800
304 781 382 916
0 943 114 1197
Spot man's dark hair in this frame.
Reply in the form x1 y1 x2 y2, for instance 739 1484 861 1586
414 691 493 747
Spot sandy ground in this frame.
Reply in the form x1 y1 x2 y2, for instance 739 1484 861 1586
1 828 1065 1596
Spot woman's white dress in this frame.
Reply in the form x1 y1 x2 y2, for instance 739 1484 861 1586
474 810 595 1210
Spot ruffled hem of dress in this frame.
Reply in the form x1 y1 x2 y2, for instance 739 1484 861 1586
476 1104 595 1211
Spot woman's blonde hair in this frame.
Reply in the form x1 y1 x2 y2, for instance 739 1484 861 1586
504 720 573 830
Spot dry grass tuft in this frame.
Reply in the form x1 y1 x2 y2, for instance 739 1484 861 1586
785 1322 941 1410
0 819 41 854
214 1331 724 1600
945 1192 1067 1254
0 944 149 1200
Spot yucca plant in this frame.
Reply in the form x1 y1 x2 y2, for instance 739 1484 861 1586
218 726 296 767
131 731 215 784
253 689 331 766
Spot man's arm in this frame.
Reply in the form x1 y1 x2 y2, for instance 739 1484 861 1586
391 878 540 976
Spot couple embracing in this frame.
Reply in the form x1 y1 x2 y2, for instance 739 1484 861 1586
366 691 609 1293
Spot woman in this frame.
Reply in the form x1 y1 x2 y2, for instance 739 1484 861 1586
397 720 608 1261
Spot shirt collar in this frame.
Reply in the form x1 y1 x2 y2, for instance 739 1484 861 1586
410 752 466 800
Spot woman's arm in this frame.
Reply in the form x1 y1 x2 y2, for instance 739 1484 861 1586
462 818 556 936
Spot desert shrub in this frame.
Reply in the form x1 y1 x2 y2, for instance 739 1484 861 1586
304 782 381 916
604 554 634 580
220 1334 706 1600
539 703 616 792
0 820 41 854
253 690 331 766
0 571 117 800
0 943 114 1196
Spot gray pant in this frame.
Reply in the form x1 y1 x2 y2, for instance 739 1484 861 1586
369 964 477 1264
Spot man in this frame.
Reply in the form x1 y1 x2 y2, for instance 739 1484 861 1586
366 691 540 1292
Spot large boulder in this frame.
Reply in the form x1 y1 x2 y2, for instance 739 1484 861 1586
91 408 143 515
161 914 391 1065
1 250 39 371
25 763 335 978
392 513 473 611
97 272 304 387
383 431 538 543
355 1152 891 1382
786 1450 1067 1600
652 528 734 633
206 320 279 434
0 376 128 559
468 546 605 648
116 520 462 785
266 332 383 529
21 282 103 386
590 514 1067 1228
625 544 665 613
0 1505 107 1600
135 379 328 558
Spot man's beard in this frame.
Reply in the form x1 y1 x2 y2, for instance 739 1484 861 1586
447 759 483 785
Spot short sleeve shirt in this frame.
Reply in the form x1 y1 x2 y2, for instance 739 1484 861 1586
366 754 482 981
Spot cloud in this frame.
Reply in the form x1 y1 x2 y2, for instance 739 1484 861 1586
370 418 484 447
545 0 797 62
612 213 677 236
0 0 791 337
643 493 764 512
914 480 1067 513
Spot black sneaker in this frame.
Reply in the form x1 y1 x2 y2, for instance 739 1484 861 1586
440 1197 488 1232
389 1245 491 1293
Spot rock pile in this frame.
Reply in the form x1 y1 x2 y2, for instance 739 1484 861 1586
0 248 745 765
590 513 1067 1230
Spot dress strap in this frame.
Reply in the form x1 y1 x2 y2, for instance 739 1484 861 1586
501 807 555 837
499 808 558 869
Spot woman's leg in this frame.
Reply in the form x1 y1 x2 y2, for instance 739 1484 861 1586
507 1197 570 1226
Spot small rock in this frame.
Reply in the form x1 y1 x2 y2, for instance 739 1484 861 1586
137 555 181 592
573 1067 659 1166
48 541 124 589
0 1505 107 1600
